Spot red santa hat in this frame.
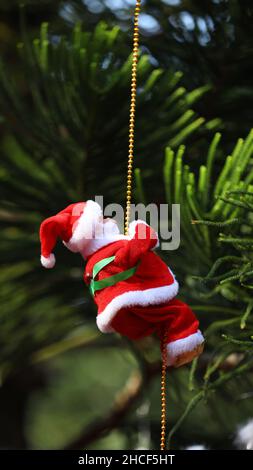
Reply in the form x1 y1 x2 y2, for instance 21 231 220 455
39 200 102 268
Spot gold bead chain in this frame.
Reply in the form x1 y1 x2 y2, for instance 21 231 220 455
124 0 141 236
125 0 168 451
160 328 168 451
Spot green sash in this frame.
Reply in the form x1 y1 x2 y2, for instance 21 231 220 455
89 255 138 296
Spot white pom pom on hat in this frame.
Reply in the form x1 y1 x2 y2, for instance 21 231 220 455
39 201 102 268
40 253 56 269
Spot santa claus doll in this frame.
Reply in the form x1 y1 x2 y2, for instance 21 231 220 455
39 200 204 367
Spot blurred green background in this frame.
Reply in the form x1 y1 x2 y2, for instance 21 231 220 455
1 0 253 450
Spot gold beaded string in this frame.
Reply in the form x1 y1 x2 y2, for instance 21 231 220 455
124 0 168 451
160 328 168 451
124 0 141 235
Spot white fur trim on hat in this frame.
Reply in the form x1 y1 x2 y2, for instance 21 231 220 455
64 200 102 252
96 274 179 333
166 330 204 366
41 253 56 269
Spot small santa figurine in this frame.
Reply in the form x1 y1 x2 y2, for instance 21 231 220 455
40 200 204 367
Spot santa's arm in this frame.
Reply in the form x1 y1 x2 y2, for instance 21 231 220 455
115 221 158 267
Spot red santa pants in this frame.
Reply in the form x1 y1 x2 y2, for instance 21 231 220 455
110 298 199 345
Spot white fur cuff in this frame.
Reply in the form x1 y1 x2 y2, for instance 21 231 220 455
128 220 159 248
166 330 204 365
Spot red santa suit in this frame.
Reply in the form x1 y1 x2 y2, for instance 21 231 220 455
39 200 204 366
